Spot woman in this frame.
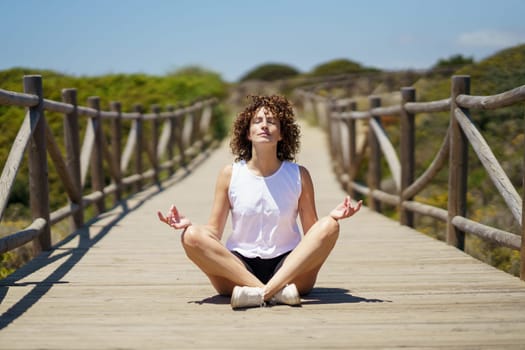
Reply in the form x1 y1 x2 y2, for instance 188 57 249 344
158 95 362 309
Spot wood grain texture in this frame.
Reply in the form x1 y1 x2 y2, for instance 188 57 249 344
1 123 524 349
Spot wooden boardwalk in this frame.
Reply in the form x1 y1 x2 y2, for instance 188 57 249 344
1 123 525 349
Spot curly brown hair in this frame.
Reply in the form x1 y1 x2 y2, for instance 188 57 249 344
230 95 301 162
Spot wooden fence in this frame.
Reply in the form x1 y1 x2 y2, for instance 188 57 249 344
295 75 525 280
0 75 217 256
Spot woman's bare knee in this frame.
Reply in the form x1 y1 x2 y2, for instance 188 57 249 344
181 225 209 250
293 268 319 295
209 275 236 296
316 216 340 243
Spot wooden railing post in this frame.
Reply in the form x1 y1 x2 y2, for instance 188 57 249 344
309 94 320 126
522 145 525 280
166 105 176 175
133 104 144 191
400 87 416 227
192 103 202 146
62 88 83 229
185 108 195 152
151 104 161 186
521 101 525 281
327 98 337 162
302 92 315 124
520 110 525 281
200 102 213 148
332 100 341 164
176 106 186 167
25 75 51 251
110 101 122 204
368 96 382 212
335 103 345 177
343 101 357 198
87 96 105 214
447 75 470 250
318 96 329 131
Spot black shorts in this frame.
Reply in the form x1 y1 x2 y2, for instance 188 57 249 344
231 250 292 284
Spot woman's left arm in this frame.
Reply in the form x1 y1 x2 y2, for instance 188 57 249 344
298 166 363 234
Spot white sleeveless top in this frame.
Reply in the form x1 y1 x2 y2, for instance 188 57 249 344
226 160 302 259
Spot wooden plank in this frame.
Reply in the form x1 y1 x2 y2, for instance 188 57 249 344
0 111 33 220
0 88 39 107
1 123 524 349
79 117 94 188
25 75 51 251
456 84 525 110
369 118 401 190
447 75 469 249
45 121 81 202
455 107 522 225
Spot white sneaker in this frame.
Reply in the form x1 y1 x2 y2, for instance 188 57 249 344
272 283 301 306
231 286 265 309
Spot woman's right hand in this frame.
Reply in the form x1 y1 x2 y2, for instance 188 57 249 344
157 205 192 230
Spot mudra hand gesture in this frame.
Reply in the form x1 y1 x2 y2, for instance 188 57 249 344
329 196 362 221
157 205 192 230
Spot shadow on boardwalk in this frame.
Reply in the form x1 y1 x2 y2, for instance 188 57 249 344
0 189 154 330
0 149 214 331
0 123 524 349
190 287 391 307
0 217 119 330
301 287 391 305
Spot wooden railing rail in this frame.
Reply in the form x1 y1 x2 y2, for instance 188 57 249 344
295 75 525 280
0 75 218 256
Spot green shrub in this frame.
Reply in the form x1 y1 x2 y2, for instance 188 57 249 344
240 63 300 82
310 58 379 76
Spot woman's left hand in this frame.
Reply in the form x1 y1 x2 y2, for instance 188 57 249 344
329 196 362 220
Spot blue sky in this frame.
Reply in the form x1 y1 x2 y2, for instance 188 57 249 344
2 0 525 82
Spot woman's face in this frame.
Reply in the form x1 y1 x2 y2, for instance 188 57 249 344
247 107 282 144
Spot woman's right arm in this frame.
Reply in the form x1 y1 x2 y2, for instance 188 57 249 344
204 164 232 240
158 164 232 239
